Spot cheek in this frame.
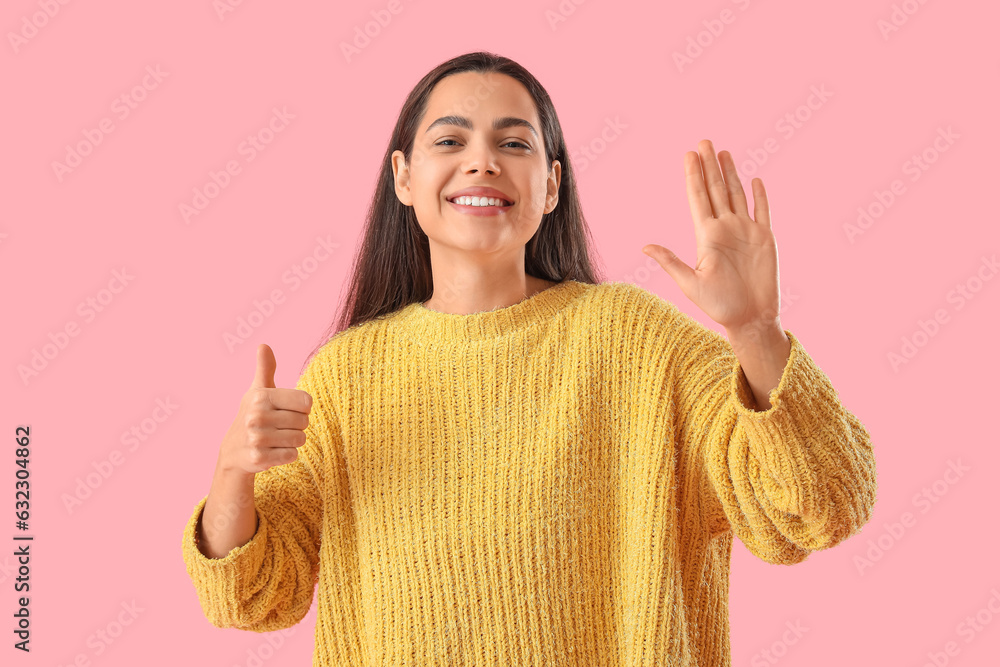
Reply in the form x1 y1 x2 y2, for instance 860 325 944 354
412 204 442 238
518 191 549 218
412 195 455 240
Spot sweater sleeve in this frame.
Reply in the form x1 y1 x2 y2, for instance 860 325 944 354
666 303 879 565
180 356 332 631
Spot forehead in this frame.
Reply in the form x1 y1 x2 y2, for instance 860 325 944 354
421 71 539 131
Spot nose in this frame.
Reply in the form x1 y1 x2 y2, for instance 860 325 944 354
462 140 500 175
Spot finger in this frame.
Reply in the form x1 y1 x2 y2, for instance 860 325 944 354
697 139 731 218
261 441 306 467
643 244 697 300
685 151 713 222
272 425 309 449
752 178 771 228
267 387 314 415
719 150 749 217
263 402 312 430
252 343 277 389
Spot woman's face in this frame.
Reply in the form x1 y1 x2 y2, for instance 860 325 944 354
392 71 561 257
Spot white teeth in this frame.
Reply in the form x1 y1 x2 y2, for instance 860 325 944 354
451 196 510 207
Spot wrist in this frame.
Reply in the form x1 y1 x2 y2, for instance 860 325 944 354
727 323 787 356
215 455 256 484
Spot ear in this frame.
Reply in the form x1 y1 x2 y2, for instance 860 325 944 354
544 160 561 214
391 150 412 206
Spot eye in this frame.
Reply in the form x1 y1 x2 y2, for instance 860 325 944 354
433 139 530 149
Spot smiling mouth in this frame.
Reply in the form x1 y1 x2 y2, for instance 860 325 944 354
446 196 514 208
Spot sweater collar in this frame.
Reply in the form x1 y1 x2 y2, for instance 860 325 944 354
393 279 589 343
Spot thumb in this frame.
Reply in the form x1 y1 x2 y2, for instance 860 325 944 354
642 244 697 297
252 343 277 389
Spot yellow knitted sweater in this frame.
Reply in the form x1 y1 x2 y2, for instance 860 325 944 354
181 279 878 666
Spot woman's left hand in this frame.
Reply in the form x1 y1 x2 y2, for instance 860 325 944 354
642 139 781 336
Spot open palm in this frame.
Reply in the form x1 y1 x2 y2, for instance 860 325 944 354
643 139 781 334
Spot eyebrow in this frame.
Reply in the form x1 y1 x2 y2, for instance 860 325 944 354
424 115 538 139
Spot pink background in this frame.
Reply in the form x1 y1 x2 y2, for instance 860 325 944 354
3 0 998 664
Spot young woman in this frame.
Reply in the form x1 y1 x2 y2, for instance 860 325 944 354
181 51 878 666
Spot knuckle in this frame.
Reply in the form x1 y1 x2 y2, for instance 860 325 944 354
252 389 272 409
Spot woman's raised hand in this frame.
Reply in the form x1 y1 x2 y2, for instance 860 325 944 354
218 343 314 475
642 139 781 336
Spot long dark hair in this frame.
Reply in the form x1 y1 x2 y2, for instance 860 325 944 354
301 51 606 374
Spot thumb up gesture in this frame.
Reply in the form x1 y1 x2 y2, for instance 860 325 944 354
218 343 314 475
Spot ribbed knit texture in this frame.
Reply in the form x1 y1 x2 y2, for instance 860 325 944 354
180 279 878 666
